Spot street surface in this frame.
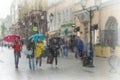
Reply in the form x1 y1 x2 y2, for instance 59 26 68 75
0 46 120 80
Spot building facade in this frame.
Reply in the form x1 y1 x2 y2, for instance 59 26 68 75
3 16 12 35
99 0 120 46
47 0 120 47
73 0 120 47
47 0 77 37
10 0 47 40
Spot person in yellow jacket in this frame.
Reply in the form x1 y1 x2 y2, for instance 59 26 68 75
35 38 44 67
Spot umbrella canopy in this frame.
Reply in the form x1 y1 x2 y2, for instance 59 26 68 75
3 34 21 42
28 33 44 42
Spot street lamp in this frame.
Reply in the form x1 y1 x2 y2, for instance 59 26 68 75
80 0 101 67
49 13 54 31
80 0 88 9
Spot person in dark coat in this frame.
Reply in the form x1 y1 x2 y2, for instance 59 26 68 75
69 35 74 52
27 39 35 70
51 38 60 66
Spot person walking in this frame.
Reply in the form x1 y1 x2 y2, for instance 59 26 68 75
35 38 44 67
73 36 79 59
27 39 35 70
51 38 60 66
18 41 22 58
63 38 69 58
77 37 84 60
12 40 22 69
59 38 64 57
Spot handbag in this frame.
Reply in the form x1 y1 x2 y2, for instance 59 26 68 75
47 54 53 64
25 49 33 55
41 50 48 58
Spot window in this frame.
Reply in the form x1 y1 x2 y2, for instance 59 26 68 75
69 7 73 21
64 9 67 21
61 10 65 22
58 12 61 23
56 12 58 24
68 7 73 21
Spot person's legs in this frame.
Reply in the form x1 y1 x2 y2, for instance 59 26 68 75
31 57 35 70
16 53 20 68
14 52 20 68
14 53 17 68
64 48 68 57
61 45 64 57
57 50 60 57
79 50 83 57
39 56 42 66
66 48 69 57
19 52 21 58
29 56 32 69
79 50 83 60
74 47 78 59
63 48 66 57
36 57 38 66
51 55 54 64
55 57 57 65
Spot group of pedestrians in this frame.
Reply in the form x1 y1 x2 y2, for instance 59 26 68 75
12 35 84 70
12 38 44 70
25 38 44 70
60 35 84 59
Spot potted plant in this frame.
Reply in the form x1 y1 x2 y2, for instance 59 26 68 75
115 45 120 57
94 43 102 57
102 45 110 58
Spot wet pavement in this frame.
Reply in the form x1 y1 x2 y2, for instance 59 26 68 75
0 46 120 80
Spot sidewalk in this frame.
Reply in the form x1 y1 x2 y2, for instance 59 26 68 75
0 47 120 80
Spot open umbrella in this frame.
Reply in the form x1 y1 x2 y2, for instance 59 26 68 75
28 33 44 42
3 34 20 42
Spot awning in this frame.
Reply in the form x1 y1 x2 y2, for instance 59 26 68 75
60 28 74 36
47 30 59 36
61 29 67 35
48 31 56 36
61 23 73 28
67 31 73 36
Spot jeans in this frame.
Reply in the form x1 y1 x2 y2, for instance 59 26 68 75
64 47 69 57
79 50 83 58
74 47 79 58
60 45 64 57
29 56 35 70
14 52 20 67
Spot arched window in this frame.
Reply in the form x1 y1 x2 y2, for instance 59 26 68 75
104 16 118 48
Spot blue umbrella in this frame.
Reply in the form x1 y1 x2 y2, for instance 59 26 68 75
28 34 44 42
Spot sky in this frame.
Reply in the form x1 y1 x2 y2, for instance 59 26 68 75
0 0 12 19
0 0 111 19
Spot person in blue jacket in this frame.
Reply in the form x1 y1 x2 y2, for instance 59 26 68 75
77 37 84 59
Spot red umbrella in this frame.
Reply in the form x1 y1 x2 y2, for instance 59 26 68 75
3 34 21 42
